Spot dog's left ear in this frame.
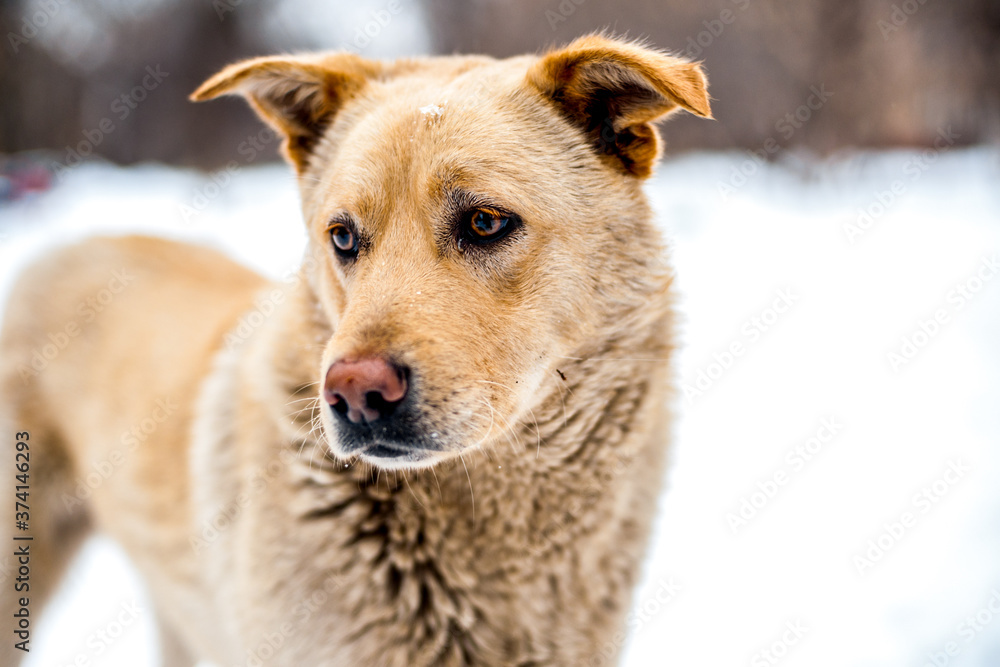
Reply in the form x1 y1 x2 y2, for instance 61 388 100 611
527 35 712 178
191 54 381 172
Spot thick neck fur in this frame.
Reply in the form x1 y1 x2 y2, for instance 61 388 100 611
225 264 674 665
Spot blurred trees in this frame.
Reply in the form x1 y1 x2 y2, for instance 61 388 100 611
1 0 997 168
424 0 1000 153
1 0 281 167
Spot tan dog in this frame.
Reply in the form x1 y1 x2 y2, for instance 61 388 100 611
1 35 709 666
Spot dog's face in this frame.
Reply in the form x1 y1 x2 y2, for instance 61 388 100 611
194 36 709 469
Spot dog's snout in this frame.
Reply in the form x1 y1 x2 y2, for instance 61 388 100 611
323 357 408 424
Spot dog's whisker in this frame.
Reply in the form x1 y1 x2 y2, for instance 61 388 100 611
459 452 475 526
402 471 426 510
493 403 527 458
285 396 320 410
478 398 519 455
308 438 320 472
288 406 325 451
428 464 443 501
471 397 498 450
286 403 322 426
475 379 543 456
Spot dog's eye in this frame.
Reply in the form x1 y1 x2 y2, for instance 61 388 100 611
460 208 518 247
330 223 358 258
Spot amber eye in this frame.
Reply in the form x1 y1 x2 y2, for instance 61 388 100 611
461 208 518 247
330 223 358 258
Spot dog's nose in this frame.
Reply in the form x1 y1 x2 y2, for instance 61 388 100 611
323 357 408 424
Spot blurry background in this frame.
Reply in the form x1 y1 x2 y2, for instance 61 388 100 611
2 2 1000 667
1 0 999 173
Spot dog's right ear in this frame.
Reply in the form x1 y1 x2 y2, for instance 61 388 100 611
191 54 381 173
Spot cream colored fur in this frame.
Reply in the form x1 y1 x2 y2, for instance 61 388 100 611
0 35 709 666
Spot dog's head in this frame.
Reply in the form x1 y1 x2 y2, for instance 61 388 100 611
193 35 710 469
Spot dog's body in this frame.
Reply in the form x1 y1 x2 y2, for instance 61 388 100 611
1 36 708 666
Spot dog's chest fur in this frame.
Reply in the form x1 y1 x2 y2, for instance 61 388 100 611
187 285 669 666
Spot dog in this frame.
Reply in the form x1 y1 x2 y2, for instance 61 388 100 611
1 34 709 666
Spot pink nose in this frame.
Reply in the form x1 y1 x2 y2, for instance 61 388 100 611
323 357 408 424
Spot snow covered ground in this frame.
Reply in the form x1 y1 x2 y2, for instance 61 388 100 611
2 147 998 667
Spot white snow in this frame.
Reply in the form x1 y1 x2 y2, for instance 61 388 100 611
419 103 445 123
3 146 999 667
261 0 432 59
